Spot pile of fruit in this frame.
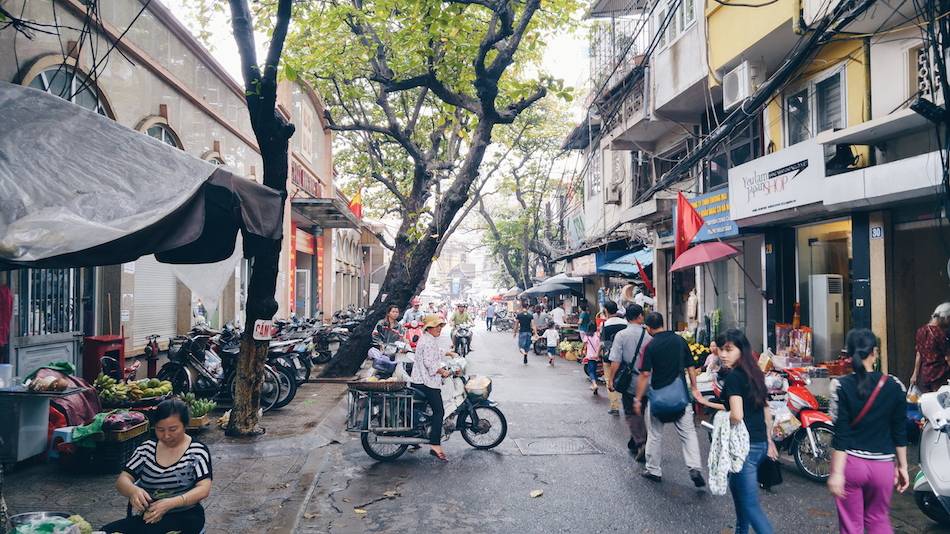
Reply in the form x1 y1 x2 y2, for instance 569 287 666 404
181 392 217 418
94 374 172 403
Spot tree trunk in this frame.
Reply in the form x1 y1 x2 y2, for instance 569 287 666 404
324 124 492 377
227 111 293 436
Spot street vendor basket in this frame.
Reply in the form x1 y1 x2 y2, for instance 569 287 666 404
346 382 413 433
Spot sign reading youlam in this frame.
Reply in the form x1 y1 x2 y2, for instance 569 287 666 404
728 140 825 220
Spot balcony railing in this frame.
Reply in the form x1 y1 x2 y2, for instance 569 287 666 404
590 15 651 95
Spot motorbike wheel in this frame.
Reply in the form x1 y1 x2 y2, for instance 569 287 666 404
915 490 950 526
312 349 333 365
460 405 508 449
360 433 409 462
458 340 468 358
157 364 191 394
271 362 298 409
792 422 834 482
293 354 312 385
533 341 545 356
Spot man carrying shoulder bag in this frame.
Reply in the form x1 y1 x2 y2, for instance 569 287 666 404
607 304 651 461
634 312 705 487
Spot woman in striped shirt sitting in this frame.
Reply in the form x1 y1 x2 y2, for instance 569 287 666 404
102 398 213 534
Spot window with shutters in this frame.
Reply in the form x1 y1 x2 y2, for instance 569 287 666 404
784 68 845 148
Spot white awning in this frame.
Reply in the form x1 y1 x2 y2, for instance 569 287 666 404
815 108 931 146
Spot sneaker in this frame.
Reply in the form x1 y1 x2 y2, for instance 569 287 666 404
523 354 528 365
641 471 662 483
607 409 620 416
690 469 706 488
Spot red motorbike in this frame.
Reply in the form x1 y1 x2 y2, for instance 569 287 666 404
704 367 834 482
404 320 423 349
775 368 834 482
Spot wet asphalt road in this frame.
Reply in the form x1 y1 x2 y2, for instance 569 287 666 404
297 326 933 534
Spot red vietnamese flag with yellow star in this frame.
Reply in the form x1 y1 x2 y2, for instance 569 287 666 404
675 191 705 259
348 189 363 219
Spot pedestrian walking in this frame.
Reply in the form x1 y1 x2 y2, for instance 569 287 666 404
634 312 706 487
601 302 627 416
582 328 601 395
695 329 776 534
606 304 651 461
911 302 950 394
578 303 592 334
515 303 535 365
828 328 909 534
543 322 560 366
485 302 496 331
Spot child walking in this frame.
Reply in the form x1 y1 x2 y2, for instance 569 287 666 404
543 322 560 366
582 329 601 394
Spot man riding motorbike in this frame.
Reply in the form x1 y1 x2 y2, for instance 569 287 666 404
402 298 425 325
451 303 474 352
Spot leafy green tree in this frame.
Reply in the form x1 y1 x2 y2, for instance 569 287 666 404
478 100 569 290
266 0 578 375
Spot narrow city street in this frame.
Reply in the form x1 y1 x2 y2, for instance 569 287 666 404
297 326 931 534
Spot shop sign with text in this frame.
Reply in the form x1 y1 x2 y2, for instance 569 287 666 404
291 160 322 198
728 140 825 220
678 190 739 242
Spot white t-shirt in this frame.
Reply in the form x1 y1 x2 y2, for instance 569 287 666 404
551 307 566 326
543 328 560 347
634 292 655 308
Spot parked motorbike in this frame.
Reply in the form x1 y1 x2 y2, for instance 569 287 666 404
157 329 282 412
100 354 140 382
533 336 547 356
914 383 950 526
351 355 507 461
702 367 834 482
493 311 514 332
453 324 473 357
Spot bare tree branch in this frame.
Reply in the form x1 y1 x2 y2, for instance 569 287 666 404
262 0 292 85
227 0 262 91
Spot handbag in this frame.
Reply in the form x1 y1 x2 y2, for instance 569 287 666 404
757 457 783 490
612 329 647 393
648 374 690 420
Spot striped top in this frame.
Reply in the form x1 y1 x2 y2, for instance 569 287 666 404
124 439 212 509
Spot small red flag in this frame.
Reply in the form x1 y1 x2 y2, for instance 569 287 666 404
635 257 655 297
675 192 705 259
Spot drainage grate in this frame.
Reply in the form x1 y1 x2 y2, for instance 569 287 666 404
514 437 604 456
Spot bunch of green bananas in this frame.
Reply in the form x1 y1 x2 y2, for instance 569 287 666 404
93 373 117 391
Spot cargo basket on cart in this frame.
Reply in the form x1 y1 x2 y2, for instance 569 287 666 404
346 382 413 433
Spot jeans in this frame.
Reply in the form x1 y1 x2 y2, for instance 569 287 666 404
644 404 702 477
412 383 444 445
518 332 532 352
728 441 774 534
486 317 493 330
585 360 598 382
835 455 895 534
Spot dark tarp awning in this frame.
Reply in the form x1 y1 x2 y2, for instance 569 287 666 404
291 198 360 229
0 81 282 270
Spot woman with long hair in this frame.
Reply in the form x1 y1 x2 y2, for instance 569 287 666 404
695 328 776 534
828 328 909 533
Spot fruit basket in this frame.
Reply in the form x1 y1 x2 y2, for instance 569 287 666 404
94 374 174 407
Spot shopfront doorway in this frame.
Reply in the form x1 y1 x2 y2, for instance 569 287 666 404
795 218 852 361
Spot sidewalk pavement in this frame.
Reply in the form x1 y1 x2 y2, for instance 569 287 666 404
4 381 349 534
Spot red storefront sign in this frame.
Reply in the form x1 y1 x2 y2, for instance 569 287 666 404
291 160 322 198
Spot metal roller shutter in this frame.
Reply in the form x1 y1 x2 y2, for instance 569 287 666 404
132 255 179 347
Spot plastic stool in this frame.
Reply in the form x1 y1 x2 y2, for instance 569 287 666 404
48 426 76 460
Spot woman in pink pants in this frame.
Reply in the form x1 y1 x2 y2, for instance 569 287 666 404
828 329 910 534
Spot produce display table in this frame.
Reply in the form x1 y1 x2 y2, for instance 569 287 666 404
0 387 87 463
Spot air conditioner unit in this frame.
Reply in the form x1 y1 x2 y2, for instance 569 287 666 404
605 182 623 205
722 61 763 111
809 274 845 362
